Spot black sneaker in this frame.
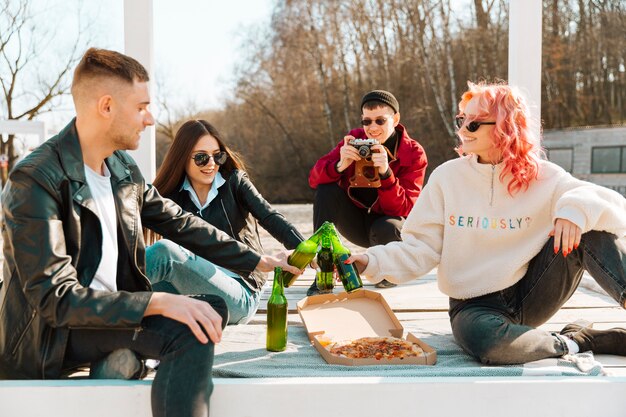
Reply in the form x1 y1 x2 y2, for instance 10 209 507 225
306 281 322 296
561 323 626 355
374 279 397 289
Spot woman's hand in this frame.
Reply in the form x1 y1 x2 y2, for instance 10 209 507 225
550 218 582 257
344 253 369 274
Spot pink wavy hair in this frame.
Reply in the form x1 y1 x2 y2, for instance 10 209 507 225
457 81 541 195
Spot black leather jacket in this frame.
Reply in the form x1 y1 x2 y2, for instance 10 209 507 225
0 120 260 379
166 169 304 292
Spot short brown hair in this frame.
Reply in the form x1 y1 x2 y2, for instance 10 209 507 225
71 47 149 94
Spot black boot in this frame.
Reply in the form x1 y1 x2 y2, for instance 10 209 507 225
306 281 321 296
561 323 626 355
374 279 397 289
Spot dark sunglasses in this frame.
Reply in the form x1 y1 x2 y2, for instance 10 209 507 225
455 116 496 133
361 117 390 126
191 151 228 167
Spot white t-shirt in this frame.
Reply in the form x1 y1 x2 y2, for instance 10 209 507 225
84 163 119 292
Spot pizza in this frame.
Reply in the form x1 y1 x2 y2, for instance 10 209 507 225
323 336 424 360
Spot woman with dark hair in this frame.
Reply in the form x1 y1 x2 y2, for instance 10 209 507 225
146 119 305 324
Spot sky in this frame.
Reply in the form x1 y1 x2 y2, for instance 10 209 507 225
10 0 274 132
151 0 274 110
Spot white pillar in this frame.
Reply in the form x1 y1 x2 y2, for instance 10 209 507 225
508 0 542 139
124 0 156 181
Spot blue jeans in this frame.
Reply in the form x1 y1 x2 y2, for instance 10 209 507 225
63 294 228 417
146 239 260 325
449 231 626 365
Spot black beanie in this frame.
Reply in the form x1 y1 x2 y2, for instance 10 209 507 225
361 90 399 113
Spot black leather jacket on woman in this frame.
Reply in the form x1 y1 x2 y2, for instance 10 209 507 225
166 169 304 292
0 120 260 379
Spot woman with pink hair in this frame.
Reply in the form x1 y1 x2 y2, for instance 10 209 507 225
349 82 626 364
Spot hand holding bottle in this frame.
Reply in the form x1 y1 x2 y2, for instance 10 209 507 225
281 224 326 287
343 253 369 274
327 224 363 292
257 251 302 275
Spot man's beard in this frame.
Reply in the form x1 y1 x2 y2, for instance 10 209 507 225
110 130 140 151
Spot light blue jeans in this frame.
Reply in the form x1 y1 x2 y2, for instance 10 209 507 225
145 239 261 325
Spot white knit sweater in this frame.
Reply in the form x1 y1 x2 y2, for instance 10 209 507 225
363 154 626 299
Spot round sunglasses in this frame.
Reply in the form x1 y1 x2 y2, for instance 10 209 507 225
191 151 228 167
361 116 391 126
455 116 496 133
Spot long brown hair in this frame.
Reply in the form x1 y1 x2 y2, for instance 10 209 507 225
152 119 246 197
145 120 246 245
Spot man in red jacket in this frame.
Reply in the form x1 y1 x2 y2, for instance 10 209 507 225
308 90 428 295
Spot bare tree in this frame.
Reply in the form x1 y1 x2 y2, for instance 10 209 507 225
168 0 625 203
0 0 90 171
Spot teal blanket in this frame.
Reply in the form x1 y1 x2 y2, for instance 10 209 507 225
213 324 606 378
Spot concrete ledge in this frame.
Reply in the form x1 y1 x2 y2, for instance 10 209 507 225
0 379 152 417
2 376 626 417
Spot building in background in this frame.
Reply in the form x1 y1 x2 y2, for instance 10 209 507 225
543 125 626 197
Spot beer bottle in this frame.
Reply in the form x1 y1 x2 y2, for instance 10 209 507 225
267 267 288 352
315 229 335 293
281 226 324 288
329 226 364 293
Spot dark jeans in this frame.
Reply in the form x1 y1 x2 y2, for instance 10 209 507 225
449 231 626 365
62 294 228 417
313 182 404 247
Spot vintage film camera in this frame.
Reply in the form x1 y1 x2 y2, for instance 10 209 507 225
348 138 381 188
349 138 378 158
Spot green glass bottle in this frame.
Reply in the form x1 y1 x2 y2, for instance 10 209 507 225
315 230 335 293
267 267 288 352
281 226 324 288
329 226 364 293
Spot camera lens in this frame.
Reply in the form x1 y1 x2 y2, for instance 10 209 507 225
358 146 371 158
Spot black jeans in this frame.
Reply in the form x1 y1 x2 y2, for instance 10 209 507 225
449 231 626 365
313 182 404 247
62 294 228 417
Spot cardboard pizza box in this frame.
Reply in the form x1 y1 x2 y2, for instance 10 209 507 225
297 289 437 366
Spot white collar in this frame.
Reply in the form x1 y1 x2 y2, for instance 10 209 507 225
180 171 226 214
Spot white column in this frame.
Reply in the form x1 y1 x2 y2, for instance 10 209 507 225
124 0 156 181
508 0 542 139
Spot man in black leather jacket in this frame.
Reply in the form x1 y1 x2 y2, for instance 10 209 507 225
0 48 299 417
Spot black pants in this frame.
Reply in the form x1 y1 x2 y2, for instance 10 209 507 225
449 231 626 365
62 294 228 417
313 182 404 248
